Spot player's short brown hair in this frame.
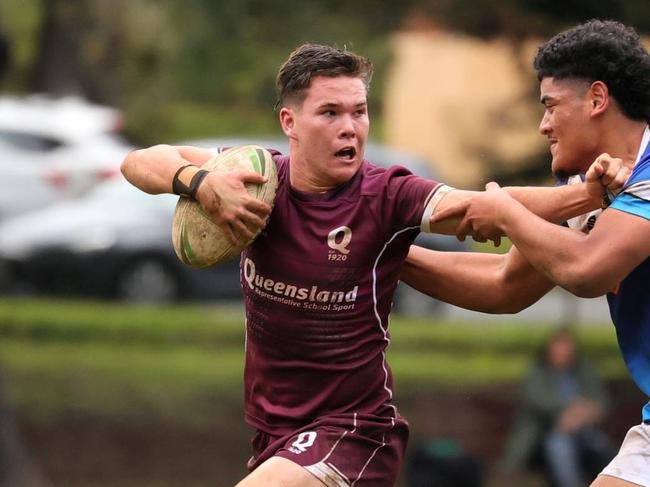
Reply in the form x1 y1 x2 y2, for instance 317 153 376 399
276 44 373 109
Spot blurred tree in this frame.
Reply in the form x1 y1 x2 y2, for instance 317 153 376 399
415 0 650 38
30 0 126 104
4 0 650 144
0 32 10 82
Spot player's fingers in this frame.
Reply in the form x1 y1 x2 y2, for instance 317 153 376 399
430 201 468 224
587 152 610 176
599 158 619 187
608 165 631 195
238 172 268 185
245 198 272 216
220 222 239 246
455 215 472 242
230 219 256 243
602 157 625 184
591 153 619 185
585 160 604 183
241 211 267 231
473 235 487 243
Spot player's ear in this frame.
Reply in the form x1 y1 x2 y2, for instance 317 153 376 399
279 107 296 139
589 81 609 117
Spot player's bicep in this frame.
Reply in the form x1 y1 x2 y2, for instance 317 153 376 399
581 208 650 286
176 146 215 166
502 246 555 301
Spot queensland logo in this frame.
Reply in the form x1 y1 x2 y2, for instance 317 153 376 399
288 431 317 454
327 226 352 261
243 258 358 311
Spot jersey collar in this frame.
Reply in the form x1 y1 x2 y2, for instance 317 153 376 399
634 125 650 165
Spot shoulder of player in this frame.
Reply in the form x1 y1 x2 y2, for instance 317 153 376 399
628 153 650 182
271 153 290 187
613 156 650 204
359 160 430 195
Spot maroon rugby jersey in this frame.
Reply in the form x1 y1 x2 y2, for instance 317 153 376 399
240 154 440 435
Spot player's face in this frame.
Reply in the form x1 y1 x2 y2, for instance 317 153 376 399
538 77 600 179
281 75 369 191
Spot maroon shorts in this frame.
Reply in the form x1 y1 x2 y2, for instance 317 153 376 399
247 414 409 487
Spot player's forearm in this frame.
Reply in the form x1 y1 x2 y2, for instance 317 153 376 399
121 144 212 195
497 200 602 297
428 184 598 235
504 184 598 224
401 246 552 313
401 248 501 312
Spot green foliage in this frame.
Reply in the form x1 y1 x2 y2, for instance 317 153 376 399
418 0 650 38
0 298 626 427
0 298 245 347
124 100 281 145
3 0 650 143
0 0 42 90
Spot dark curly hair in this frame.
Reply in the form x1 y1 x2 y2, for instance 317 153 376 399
276 44 373 109
534 19 650 122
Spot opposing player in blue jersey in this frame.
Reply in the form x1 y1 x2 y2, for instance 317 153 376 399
403 19 650 487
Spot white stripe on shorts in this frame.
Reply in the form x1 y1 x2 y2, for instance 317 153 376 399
305 461 350 487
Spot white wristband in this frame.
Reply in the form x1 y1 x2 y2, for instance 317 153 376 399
420 184 456 232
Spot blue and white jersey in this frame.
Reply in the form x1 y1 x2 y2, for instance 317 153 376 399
607 127 650 421
562 127 650 421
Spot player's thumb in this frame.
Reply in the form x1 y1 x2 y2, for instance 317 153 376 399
485 181 501 191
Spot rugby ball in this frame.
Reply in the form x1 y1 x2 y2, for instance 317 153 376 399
171 145 278 268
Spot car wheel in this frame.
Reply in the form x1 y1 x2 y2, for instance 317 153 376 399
116 258 181 303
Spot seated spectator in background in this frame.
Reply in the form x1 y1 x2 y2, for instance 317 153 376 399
501 328 615 487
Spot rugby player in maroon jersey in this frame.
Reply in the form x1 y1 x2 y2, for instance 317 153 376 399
121 44 625 487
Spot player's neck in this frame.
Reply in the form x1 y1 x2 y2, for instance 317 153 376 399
288 159 335 193
599 117 647 168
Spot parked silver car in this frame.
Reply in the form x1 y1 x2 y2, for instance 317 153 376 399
0 177 240 303
0 95 132 220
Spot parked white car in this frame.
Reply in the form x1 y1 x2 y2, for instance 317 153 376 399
0 95 133 220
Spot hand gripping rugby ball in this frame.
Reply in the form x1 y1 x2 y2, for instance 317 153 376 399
171 145 278 268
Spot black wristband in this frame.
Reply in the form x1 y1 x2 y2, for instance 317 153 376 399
188 169 209 200
172 165 194 197
172 165 210 200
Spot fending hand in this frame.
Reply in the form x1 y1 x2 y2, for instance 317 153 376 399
430 182 511 246
585 152 631 204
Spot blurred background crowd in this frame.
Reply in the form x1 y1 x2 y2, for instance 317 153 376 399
0 1 648 486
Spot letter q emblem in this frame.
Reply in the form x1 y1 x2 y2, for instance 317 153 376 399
328 226 352 255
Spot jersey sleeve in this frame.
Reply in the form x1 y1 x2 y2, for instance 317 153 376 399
381 165 442 232
610 157 650 221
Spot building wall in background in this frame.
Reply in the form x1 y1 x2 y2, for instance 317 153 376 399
384 29 545 188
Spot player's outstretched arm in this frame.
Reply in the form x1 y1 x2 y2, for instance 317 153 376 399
121 144 272 244
447 184 650 297
401 245 554 314
427 153 630 239
427 183 604 241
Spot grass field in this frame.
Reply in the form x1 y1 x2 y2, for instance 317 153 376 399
0 297 626 427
